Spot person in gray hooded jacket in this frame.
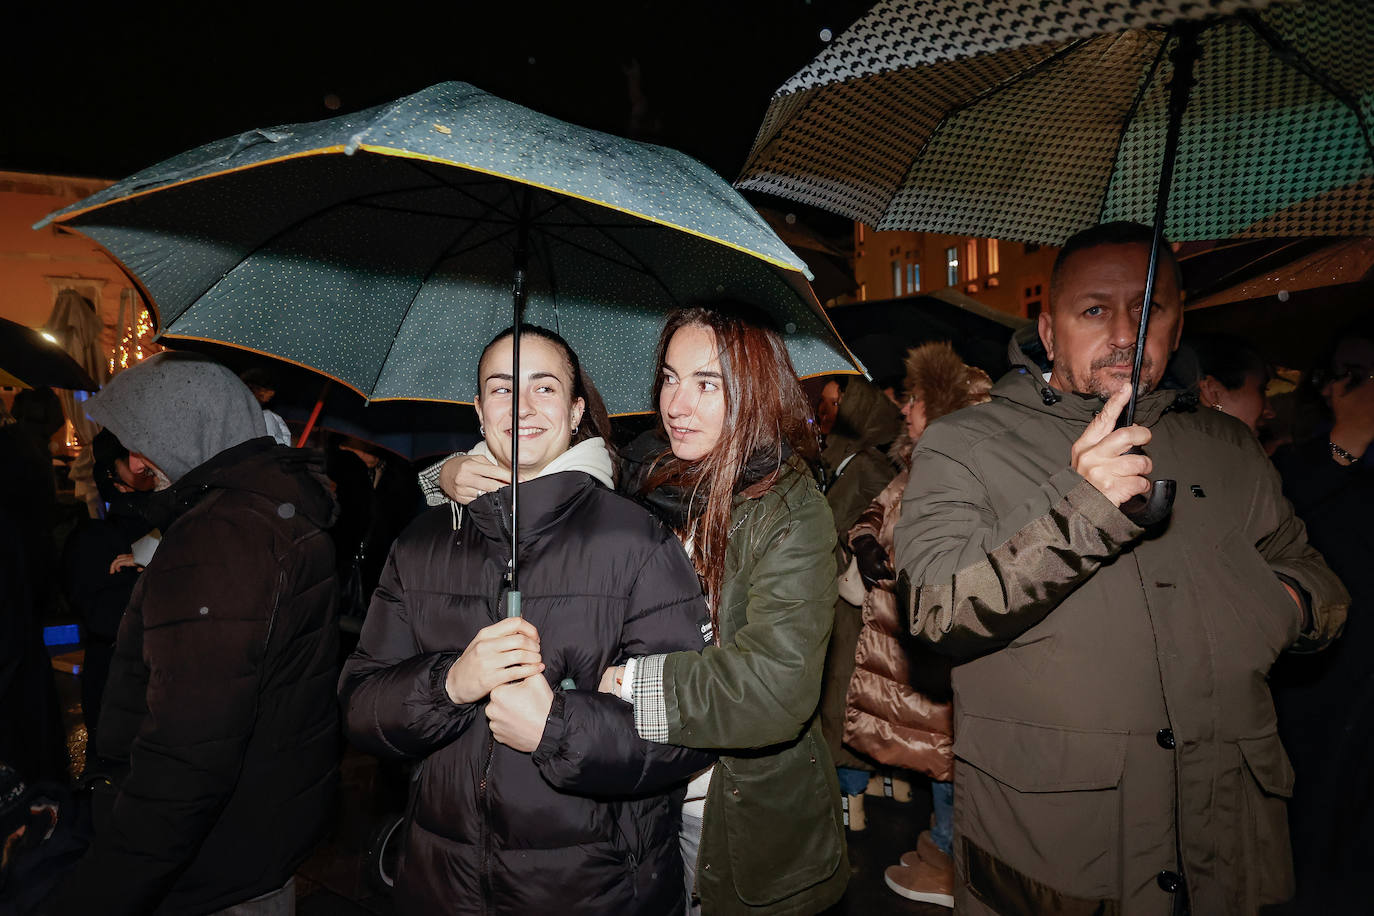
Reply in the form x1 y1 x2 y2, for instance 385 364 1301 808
46 352 341 916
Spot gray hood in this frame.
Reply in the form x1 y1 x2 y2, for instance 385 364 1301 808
85 351 269 484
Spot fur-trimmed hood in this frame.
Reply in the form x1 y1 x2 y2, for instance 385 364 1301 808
905 341 993 426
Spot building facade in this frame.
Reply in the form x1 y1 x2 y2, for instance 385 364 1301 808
851 224 1059 320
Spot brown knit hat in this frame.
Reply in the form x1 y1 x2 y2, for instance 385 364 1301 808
904 341 993 424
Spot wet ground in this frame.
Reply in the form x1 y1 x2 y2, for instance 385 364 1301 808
51 657 945 914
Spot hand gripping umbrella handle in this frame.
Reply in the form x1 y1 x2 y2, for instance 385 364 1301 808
505 590 574 689
1119 445 1175 528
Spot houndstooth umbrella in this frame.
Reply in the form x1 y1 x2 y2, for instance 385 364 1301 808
737 0 1374 246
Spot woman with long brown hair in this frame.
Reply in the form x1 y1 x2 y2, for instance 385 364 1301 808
425 303 849 914
604 301 848 914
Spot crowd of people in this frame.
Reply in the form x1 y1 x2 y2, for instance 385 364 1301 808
0 220 1370 915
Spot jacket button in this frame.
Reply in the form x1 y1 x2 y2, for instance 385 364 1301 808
1156 728 1176 750
1157 870 1182 893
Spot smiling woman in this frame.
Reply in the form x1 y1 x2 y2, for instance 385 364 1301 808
474 325 610 476
340 323 715 914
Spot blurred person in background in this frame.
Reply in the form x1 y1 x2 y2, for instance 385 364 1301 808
815 375 902 831
1176 332 1275 436
841 341 992 906
1270 320 1374 913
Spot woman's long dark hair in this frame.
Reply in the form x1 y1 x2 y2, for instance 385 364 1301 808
476 323 613 448
644 301 818 622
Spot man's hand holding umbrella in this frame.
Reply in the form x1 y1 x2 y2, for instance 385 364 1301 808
1072 386 1155 508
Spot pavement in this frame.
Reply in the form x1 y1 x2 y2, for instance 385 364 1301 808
51 654 948 914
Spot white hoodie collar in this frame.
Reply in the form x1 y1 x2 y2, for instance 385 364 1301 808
466 436 614 489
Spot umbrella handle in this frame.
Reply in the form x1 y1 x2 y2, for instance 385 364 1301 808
1119 445 1175 527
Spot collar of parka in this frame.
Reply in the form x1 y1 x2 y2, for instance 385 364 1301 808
996 324 1197 429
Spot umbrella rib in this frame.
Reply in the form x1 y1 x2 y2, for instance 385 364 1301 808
537 196 681 304
366 186 525 395
1236 10 1374 166
1096 32 1173 225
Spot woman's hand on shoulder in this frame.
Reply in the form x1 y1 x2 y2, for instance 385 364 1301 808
441 454 518 505
445 617 544 704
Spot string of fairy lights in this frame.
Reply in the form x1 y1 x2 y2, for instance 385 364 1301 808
109 298 158 376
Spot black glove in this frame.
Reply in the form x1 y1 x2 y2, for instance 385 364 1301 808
851 535 893 589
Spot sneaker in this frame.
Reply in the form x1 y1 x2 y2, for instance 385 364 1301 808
884 862 954 908
899 831 951 868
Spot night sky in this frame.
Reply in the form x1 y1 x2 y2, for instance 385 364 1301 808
3 0 868 234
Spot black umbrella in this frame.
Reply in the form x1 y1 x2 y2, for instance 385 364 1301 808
0 317 99 391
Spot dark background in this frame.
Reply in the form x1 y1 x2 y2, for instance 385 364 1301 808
2 1 870 235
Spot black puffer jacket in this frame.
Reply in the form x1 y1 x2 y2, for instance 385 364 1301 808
50 439 341 915
341 453 714 915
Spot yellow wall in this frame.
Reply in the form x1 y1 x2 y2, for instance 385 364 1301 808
851 225 1059 319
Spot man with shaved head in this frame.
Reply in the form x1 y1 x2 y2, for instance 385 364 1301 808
894 222 1347 914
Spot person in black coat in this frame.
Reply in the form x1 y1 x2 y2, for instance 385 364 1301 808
1271 325 1374 912
46 353 341 916
60 430 155 762
341 326 713 915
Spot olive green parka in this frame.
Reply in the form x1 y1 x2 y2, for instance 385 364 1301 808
657 465 849 915
894 331 1349 915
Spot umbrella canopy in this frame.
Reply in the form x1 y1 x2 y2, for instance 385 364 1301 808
737 0 1374 246
0 317 99 391
37 81 862 415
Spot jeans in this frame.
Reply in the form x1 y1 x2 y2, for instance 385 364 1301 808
931 779 953 856
681 809 703 915
836 766 871 796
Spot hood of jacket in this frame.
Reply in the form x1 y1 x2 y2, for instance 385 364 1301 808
822 376 902 461
996 323 1196 428
85 351 269 484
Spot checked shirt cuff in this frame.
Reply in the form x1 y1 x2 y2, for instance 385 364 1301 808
631 653 670 743
417 451 465 507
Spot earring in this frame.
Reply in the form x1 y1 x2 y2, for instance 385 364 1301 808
480 424 486 435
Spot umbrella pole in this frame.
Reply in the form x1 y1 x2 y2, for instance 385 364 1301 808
506 193 531 618
1119 24 1200 526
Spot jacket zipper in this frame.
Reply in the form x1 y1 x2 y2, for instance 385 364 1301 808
479 731 496 913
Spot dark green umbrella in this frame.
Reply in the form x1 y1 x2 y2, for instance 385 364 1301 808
36 81 861 416
37 81 862 617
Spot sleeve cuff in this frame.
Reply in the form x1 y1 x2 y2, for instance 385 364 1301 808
417 451 467 507
630 653 669 742
618 657 638 703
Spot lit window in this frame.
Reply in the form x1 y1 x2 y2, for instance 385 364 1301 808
965 240 979 281
892 261 903 297
857 223 865 244
859 282 867 302
945 247 959 286
988 239 1000 275
907 263 920 293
